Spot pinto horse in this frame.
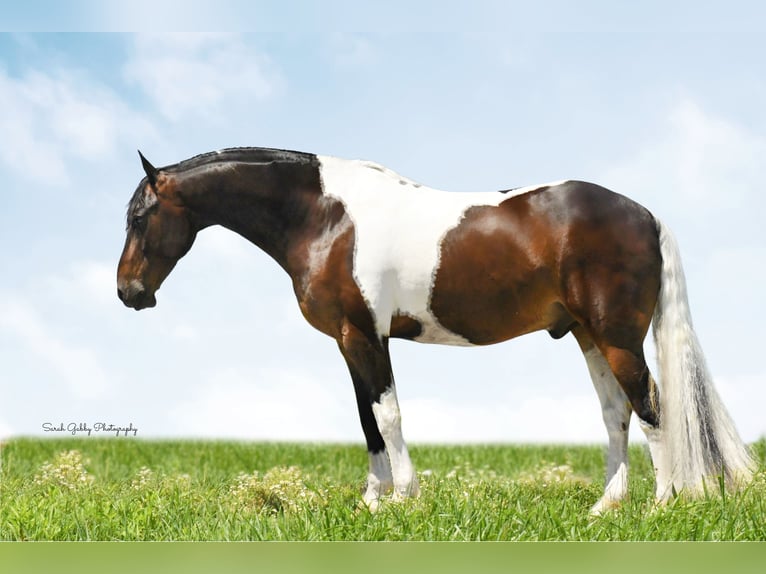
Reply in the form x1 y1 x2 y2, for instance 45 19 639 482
117 147 753 514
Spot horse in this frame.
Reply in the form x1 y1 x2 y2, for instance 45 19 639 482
117 147 754 514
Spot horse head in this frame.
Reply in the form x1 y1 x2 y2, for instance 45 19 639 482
117 151 198 310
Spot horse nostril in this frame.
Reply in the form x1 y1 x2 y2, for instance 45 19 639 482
117 281 146 307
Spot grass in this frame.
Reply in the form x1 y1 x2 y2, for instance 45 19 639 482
1 438 765 541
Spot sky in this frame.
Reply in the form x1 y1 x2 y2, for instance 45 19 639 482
1 2 765 447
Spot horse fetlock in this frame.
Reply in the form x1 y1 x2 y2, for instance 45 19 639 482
363 474 419 511
392 472 420 498
361 492 382 513
589 495 624 516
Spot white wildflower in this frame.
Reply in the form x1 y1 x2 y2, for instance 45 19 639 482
228 466 322 514
33 450 94 490
516 462 588 486
131 466 154 490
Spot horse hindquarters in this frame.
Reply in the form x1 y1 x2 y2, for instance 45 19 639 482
555 187 663 508
570 214 754 505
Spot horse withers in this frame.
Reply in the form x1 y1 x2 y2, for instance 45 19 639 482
117 147 754 514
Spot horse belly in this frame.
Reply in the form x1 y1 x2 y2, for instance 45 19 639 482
427 271 559 345
388 232 560 346
427 211 563 345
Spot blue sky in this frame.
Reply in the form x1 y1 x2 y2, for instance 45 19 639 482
2 3 765 444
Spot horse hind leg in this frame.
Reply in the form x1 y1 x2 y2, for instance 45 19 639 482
587 330 673 505
573 326 632 515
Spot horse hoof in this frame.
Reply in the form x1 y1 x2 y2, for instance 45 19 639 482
589 497 622 516
360 496 381 513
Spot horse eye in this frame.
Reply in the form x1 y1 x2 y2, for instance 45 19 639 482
130 215 146 231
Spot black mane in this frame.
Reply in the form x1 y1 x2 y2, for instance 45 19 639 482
163 147 316 173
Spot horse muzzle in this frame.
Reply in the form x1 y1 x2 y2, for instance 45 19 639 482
117 280 157 310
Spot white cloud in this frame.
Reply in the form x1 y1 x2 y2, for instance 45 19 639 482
0 297 110 399
699 245 766 332
166 357 625 444
0 67 154 185
602 97 766 215
329 34 378 68
0 72 65 183
123 33 281 121
401 393 610 444
168 367 356 440
193 226 255 265
170 324 201 342
45 260 117 307
716 374 766 443
0 418 13 441
703 246 766 287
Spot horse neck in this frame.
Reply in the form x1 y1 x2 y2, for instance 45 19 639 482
177 160 322 272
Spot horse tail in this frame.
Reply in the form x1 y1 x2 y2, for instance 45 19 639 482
652 219 754 495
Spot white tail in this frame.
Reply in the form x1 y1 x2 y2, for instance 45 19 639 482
652 219 754 495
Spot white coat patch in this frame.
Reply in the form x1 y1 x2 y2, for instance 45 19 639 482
371 386 419 498
318 155 566 344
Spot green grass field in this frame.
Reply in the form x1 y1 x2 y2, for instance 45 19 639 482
1 438 765 541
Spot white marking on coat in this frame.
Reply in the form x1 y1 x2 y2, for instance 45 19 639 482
371 386 419 498
591 462 628 516
583 346 631 514
318 155 566 344
362 450 394 511
640 420 674 503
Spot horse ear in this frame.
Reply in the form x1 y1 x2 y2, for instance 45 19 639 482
138 150 159 187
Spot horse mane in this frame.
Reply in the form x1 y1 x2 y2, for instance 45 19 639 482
163 147 316 173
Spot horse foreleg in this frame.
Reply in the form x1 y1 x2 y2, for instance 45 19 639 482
338 321 419 510
348 367 394 509
364 450 394 510
371 384 420 501
574 327 631 515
